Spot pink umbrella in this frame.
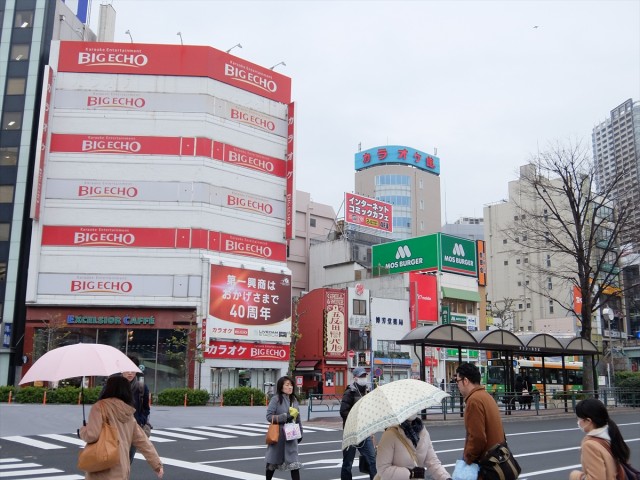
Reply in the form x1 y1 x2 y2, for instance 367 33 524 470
19 343 141 424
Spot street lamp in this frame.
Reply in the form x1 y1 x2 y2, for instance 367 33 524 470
602 307 615 388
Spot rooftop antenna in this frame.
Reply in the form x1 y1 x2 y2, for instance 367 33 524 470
125 30 133 43
358 142 361 152
270 61 286 70
226 43 242 54
176 32 183 45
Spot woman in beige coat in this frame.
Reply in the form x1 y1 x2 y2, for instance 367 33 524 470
376 413 451 480
569 398 630 480
79 376 163 479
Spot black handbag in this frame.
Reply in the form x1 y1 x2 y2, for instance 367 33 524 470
358 454 370 474
478 442 521 480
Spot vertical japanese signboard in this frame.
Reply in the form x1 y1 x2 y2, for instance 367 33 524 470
324 289 346 358
285 102 295 240
31 65 54 220
208 264 291 342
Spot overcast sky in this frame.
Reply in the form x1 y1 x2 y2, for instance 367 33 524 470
84 0 640 224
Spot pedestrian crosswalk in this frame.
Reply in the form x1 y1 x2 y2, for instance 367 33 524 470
0 423 338 450
0 457 83 479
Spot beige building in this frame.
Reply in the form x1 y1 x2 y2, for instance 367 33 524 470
354 145 441 240
483 165 577 334
287 191 337 298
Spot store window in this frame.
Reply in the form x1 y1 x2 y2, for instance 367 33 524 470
352 299 366 315
0 147 18 165
2 112 22 130
0 186 15 203
0 224 10 241
6 78 26 95
10 44 30 61
14 10 34 28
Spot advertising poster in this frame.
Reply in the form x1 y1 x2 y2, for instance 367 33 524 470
208 264 291 342
409 272 438 328
344 192 392 233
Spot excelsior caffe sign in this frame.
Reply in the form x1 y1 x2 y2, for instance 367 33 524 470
372 233 478 277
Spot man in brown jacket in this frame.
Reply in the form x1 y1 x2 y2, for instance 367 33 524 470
456 362 505 466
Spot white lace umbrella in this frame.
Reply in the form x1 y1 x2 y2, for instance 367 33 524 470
342 379 450 450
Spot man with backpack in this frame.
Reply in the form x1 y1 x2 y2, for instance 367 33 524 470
340 367 377 480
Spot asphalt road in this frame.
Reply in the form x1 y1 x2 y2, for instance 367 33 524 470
0 404 638 479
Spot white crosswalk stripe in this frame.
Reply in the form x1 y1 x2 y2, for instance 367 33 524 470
0 423 338 450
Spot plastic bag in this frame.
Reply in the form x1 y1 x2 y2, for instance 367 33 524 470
452 459 479 480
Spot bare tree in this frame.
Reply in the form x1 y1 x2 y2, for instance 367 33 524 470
489 298 517 331
508 141 634 392
165 313 204 388
31 314 70 360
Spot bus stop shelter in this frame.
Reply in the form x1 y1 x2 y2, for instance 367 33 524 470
397 324 600 414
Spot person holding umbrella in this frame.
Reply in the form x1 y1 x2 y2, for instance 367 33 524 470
79 375 163 479
375 408 452 480
340 367 377 480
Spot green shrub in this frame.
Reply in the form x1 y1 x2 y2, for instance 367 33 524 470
14 386 47 403
552 390 588 401
82 386 102 404
157 388 209 406
47 386 81 404
0 385 16 402
222 386 265 406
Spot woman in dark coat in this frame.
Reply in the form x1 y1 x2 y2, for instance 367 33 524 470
265 376 303 480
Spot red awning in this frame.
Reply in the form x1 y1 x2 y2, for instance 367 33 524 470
295 360 319 370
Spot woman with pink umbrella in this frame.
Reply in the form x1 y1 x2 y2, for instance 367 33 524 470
79 375 163 479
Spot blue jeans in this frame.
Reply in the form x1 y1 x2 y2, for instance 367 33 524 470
341 437 377 480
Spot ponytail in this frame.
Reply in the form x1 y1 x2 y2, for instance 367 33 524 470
607 418 630 464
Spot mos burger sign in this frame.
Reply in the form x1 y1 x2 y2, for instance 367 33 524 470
372 233 478 277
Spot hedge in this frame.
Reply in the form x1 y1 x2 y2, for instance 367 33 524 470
222 386 266 406
156 388 209 406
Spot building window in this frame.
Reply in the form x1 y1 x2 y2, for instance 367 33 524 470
503 239 507 244
516 259 521 265
547 277 553 289
309 217 316 228
419 199 424 210
0 186 15 203
523 257 528 263
0 223 10 241
518 303 523 310
14 10 34 28
517 281 522 287
546 255 551 267
420 220 424 231
352 299 366 315
526 303 531 308
2 112 23 130
514 215 519 220
549 299 554 314
10 44 30 61
0 147 18 166
504 260 508 266
6 78 26 95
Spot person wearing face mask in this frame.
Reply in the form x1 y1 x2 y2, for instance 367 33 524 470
340 367 377 480
569 398 631 480
376 410 451 480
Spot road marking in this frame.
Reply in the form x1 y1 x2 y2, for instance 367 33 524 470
138 454 264 480
1 436 65 449
166 427 234 439
0 459 21 463
219 424 269 433
0 468 64 477
193 426 262 436
40 433 86 446
148 429 207 440
0 462 42 470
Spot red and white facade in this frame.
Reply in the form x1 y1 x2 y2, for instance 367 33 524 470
23 42 295 395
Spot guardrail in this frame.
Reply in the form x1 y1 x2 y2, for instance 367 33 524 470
307 394 342 421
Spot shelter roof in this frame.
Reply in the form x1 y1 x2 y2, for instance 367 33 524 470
397 324 600 356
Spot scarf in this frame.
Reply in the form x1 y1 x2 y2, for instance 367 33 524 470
400 417 424 447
